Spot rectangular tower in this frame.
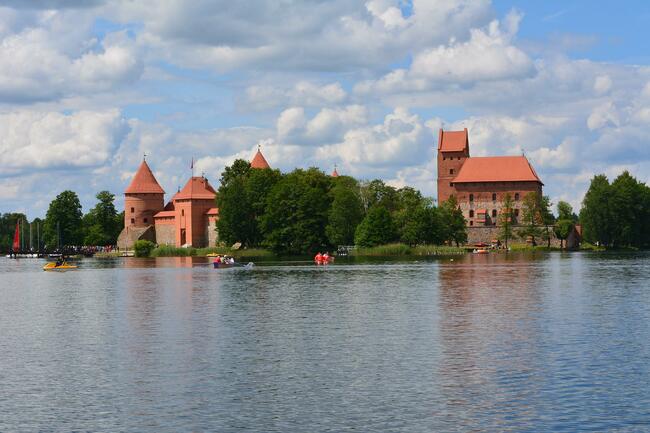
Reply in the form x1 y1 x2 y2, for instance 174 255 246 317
437 128 470 204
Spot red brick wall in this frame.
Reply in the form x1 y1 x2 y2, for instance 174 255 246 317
453 181 543 226
437 150 468 204
124 193 164 228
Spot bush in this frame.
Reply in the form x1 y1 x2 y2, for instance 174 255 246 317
150 245 197 257
133 240 155 257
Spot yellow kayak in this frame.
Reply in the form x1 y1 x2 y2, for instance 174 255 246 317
43 262 78 271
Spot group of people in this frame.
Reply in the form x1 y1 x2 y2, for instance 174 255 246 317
314 252 333 265
213 255 235 265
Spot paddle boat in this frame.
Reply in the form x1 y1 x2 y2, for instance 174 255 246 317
43 262 78 271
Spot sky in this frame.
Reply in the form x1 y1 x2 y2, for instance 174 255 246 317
1 0 650 218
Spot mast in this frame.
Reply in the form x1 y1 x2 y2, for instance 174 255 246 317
29 222 32 251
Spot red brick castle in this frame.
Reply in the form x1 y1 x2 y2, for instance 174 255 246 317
117 148 271 250
437 128 543 227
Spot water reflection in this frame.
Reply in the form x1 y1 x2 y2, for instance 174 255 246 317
1 253 650 431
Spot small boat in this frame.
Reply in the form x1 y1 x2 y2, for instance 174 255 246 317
212 261 235 269
43 262 78 271
473 249 489 254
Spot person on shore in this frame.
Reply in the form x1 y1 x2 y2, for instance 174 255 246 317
322 252 330 263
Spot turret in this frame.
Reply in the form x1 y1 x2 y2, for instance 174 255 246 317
124 160 165 228
250 146 270 169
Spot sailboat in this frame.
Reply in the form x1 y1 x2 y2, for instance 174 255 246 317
7 221 20 258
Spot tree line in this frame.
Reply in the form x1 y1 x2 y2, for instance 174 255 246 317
580 171 650 248
0 190 123 252
216 160 468 255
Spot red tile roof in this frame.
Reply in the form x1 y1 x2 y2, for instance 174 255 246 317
125 160 165 194
251 149 270 169
174 176 217 200
206 208 219 215
452 156 543 185
438 128 469 153
154 210 175 218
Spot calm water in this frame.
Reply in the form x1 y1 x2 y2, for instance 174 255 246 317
1 252 650 432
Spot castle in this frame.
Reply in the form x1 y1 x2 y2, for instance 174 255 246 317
117 148 271 250
437 128 543 227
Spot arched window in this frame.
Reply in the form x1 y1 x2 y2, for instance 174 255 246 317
469 210 474 218
492 193 497 201
469 194 474 202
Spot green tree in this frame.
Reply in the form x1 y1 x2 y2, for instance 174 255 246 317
261 169 331 254
216 175 255 246
439 195 467 246
82 191 122 245
43 190 83 248
326 178 364 246
539 195 555 248
354 205 397 247
609 171 647 247
554 201 575 249
579 175 613 246
134 239 155 257
517 192 544 246
359 179 399 212
498 193 514 249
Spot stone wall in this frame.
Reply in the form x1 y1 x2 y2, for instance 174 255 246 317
155 224 175 246
117 225 156 250
206 217 218 247
466 225 579 249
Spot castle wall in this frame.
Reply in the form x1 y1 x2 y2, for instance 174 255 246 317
437 150 468 204
124 193 164 228
154 218 175 246
454 182 543 226
207 216 218 247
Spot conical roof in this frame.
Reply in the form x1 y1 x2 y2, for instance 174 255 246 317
331 167 339 177
251 148 270 169
125 160 165 194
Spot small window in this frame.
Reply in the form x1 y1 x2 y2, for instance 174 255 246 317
470 221 474 226
443 156 446 160
130 218 135 224
143 218 148 223
492 193 497 201
515 209 520 216
457 157 461 160
515 193 520 201
469 210 474 218
130 207 135 213
492 209 497 218
469 194 474 202
181 209 185 216
449 182 453 187
449 169 454 175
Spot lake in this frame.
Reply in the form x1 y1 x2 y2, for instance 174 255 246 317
1 252 650 432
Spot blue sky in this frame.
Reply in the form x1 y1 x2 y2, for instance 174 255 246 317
1 0 649 218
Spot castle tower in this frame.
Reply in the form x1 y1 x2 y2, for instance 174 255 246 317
331 165 339 177
124 159 165 228
172 176 217 247
437 128 470 204
250 146 270 169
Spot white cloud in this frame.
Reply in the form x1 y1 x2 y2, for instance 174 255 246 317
593 74 612 94
587 101 620 130
0 109 128 171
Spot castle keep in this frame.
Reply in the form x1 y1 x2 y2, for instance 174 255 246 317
437 128 543 227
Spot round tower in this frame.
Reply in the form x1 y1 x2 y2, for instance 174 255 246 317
124 160 165 228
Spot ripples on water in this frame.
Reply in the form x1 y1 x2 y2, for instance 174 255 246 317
1 253 650 432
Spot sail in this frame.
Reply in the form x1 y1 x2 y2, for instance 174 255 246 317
12 221 20 251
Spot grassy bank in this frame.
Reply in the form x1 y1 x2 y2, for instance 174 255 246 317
350 243 466 257
150 245 274 258
507 243 563 252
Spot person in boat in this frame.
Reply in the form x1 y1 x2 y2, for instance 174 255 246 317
214 255 222 264
315 252 323 263
322 252 330 262
55 255 64 267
